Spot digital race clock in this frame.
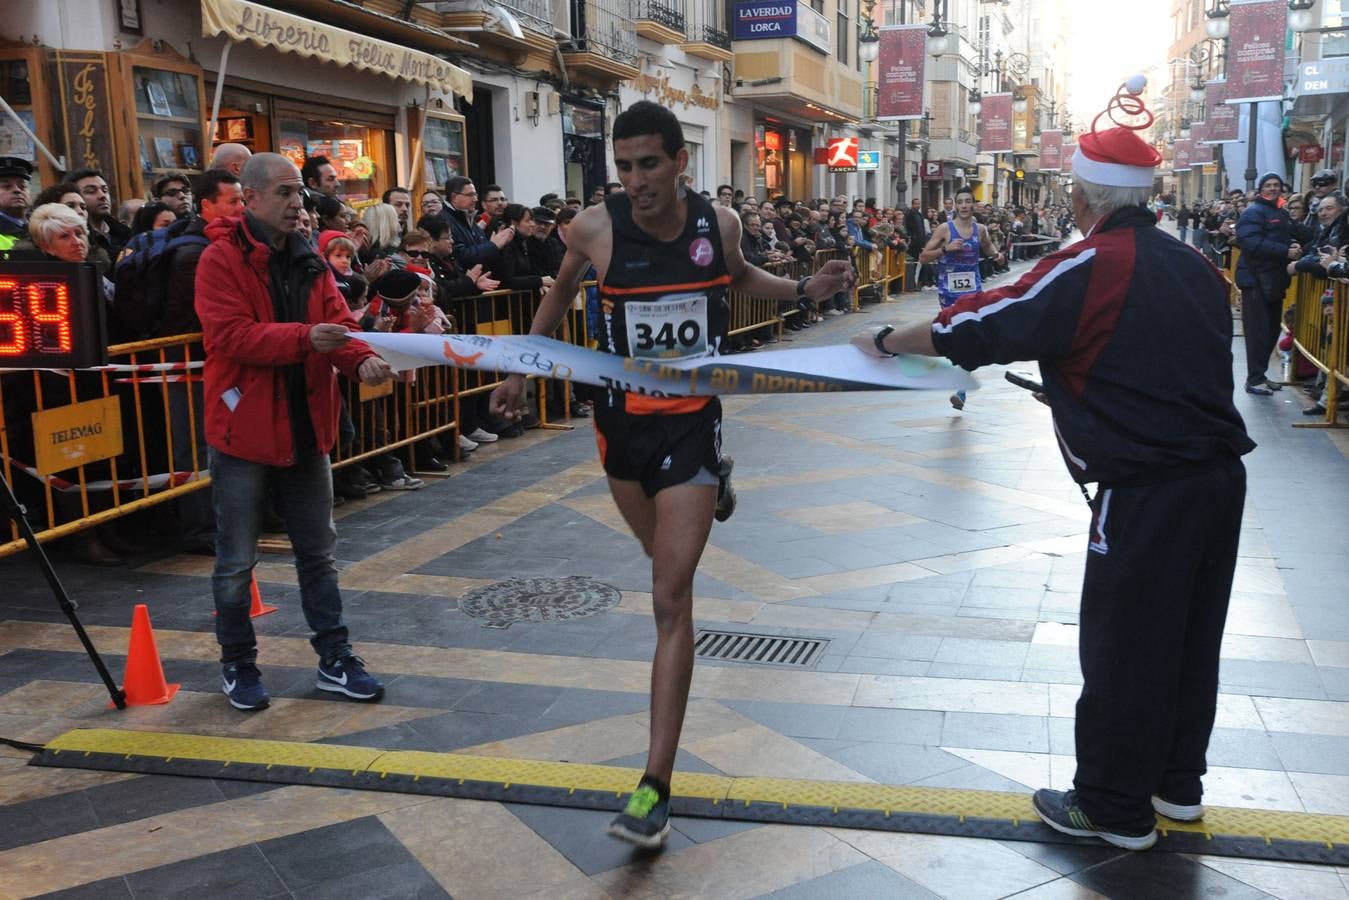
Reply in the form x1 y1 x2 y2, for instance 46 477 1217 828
0 261 106 369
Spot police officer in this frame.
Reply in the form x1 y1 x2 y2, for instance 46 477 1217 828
0 157 32 252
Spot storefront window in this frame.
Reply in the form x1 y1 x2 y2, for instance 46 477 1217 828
422 114 466 188
0 59 40 190
280 118 381 201
132 66 203 174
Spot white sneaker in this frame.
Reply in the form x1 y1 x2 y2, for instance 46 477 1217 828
1151 795 1204 822
467 427 498 443
380 474 424 490
458 434 479 452
824 308 844 317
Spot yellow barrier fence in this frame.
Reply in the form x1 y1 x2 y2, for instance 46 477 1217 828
2 247 895 558
1287 273 1346 428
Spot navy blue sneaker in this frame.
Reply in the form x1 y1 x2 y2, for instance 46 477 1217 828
316 655 385 701
607 780 671 848
1032 789 1157 851
222 662 269 711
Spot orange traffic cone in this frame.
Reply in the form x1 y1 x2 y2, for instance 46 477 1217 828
211 572 277 618
112 604 180 708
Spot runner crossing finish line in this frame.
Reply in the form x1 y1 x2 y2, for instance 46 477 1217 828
358 330 978 397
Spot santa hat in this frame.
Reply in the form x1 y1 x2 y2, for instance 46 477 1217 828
1071 75 1162 189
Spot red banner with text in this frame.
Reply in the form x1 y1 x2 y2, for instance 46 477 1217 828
1172 139 1194 172
876 25 927 121
979 93 1013 154
1226 0 1287 104
1039 130 1063 171
1062 143 1076 174
1206 80 1239 142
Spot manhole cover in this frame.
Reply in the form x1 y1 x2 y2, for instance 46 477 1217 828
458 576 622 629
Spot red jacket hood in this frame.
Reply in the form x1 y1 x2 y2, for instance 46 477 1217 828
205 214 278 274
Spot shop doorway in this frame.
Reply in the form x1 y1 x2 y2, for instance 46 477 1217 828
459 85 496 184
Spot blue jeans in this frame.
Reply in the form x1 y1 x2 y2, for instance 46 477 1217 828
209 448 350 665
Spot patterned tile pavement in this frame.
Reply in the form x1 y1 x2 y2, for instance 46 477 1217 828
2 251 1348 899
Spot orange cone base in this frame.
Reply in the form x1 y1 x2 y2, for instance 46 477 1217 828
110 682 179 709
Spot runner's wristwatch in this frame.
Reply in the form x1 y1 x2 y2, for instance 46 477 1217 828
795 275 811 297
872 325 898 357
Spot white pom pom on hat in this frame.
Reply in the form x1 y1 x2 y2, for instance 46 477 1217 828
1071 76 1162 189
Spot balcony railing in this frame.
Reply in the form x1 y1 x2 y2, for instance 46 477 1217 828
635 0 686 31
426 0 559 36
569 0 640 65
684 0 728 46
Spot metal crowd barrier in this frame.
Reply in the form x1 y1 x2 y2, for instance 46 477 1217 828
2 246 910 557
1287 273 1346 427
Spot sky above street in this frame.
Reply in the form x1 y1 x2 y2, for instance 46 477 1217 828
1067 1 1171 131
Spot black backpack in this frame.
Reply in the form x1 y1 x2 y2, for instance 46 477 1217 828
111 217 208 341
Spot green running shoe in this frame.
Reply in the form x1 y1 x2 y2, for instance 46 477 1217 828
607 782 671 848
714 455 736 523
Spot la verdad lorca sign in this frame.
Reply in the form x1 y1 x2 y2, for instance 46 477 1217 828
733 1 797 38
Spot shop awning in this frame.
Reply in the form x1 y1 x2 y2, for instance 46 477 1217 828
200 0 473 100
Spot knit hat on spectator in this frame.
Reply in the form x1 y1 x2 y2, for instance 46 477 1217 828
372 269 421 304
405 263 435 285
1071 75 1161 189
317 229 348 255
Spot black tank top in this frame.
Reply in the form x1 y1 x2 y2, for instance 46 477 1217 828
598 190 731 414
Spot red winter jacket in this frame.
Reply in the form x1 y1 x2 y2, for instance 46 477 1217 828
194 215 376 466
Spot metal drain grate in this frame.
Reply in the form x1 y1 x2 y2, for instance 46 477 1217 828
693 629 829 668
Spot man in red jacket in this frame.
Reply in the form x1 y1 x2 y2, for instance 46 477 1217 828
195 152 394 711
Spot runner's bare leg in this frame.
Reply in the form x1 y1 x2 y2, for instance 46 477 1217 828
608 478 716 784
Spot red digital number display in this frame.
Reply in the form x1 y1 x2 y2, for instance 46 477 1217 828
0 262 105 369
0 279 73 357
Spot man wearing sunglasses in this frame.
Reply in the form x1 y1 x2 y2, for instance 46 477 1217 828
1306 169 1340 226
154 174 194 217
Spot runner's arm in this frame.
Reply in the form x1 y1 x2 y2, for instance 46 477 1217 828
917 224 949 264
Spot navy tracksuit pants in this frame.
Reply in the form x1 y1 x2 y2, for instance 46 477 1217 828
1072 456 1247 827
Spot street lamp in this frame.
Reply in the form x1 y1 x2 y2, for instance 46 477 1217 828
858 0 879 64
928 0 949 57
1288 0 1317 32
1206 0 1231 39
968 87 982 117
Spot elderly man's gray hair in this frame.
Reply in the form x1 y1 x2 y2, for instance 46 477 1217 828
1073 177 1153 218
239 152 299 192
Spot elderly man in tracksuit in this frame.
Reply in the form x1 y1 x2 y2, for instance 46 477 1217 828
856 81 1256 850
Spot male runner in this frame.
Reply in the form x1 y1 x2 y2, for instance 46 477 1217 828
917 185 1003 409
490 101 853 848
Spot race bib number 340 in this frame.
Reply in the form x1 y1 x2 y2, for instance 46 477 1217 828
625 293 709 360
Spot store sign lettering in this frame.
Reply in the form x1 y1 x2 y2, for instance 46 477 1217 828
52 52 115 175
203 0 471 97
632 72 720 111
733 1 798 40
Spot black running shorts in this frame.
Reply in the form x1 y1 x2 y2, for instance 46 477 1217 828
593 398 723 497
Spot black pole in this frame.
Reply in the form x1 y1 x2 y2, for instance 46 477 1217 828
1244 100 1258 192
0 475 126 709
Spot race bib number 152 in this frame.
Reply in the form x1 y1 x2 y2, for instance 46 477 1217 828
946 271 977 294
625 293 709 360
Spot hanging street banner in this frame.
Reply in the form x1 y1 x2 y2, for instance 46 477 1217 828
357 332 978 397
1226 0 1287 104
1039 130 1064 171
1172 138 1194 172
1190 123 1214 166
979 93 1014 154
1062 143 1075 174
876 25 927 120
1206 80 1239 142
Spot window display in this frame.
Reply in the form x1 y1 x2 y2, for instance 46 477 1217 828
132 66 203 174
